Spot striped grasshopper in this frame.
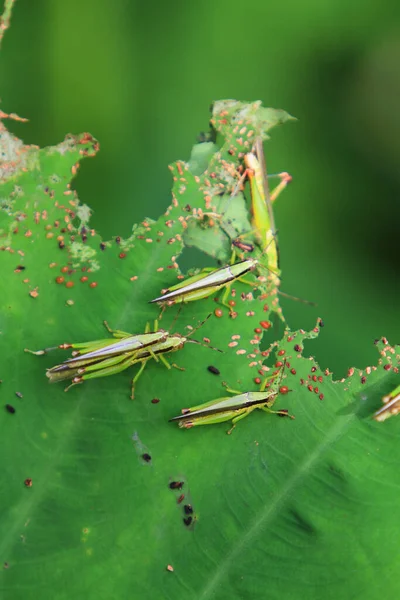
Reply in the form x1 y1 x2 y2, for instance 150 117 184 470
25 318 219 399
170 368 293 434
149 257 260 312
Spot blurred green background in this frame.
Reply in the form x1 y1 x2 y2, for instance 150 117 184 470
1 0 399 377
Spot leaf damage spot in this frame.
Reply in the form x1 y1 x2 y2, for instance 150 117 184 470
131 432 152 467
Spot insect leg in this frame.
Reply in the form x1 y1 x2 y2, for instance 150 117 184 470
64 379 83 392
236 276 258 286
103 320 133 338
158 304 167 320
25 346 59 356
261 406 295 419
227 407 254 434
147 346 160 362
130 359 148 400
220 283 234 311
158 353 185 372
222 384 243 395
269 172 292 203
60 353 145 390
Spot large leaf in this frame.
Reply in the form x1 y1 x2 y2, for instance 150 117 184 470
1 101 399 600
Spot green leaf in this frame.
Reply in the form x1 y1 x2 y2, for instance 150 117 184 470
1 101 399 600
211 99 296 141
183 190 252 260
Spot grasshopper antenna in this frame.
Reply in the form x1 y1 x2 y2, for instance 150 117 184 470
187 338 224 354
169 303 183 331
278 291 317 306
185 314 224 353
185 313 212 337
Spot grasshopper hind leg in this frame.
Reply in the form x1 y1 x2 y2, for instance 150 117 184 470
261 406 295 419
227 407 255 434
130 360 148 400
64 378 83 392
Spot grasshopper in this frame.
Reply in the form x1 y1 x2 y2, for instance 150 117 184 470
25 318 219 399
242 138 291 285
234 142 313 307
149 257 260 312
170 370 293 434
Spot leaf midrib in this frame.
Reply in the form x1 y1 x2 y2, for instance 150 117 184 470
198 410 356 599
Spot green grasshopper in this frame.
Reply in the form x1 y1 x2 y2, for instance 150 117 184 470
170 371 293 434
224 142 312 308
242 138 291 285
373 384 400 422
149 257 260 312
219 138 290 271
25 318 218 399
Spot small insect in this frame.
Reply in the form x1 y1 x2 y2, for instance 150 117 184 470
245 147 276 251
225 145 312 308
25 321 168 396
169 481 184 490
221 138 290 260
207 365 220 375
231 238 254 254
25 317 219 399
242 139 290 286
170 369 293 434
373 384 400 422
149 257 262 313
